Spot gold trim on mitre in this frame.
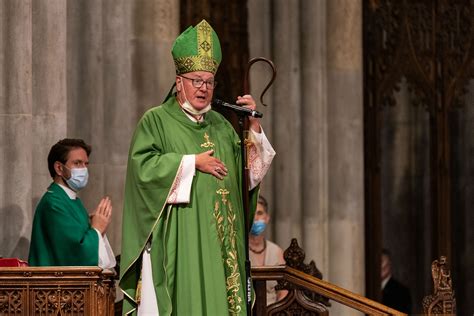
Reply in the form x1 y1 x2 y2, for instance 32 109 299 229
174 20 220 75
174 55 219 75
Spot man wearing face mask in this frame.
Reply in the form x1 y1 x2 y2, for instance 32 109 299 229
120 20 275 315
249 195 288 305
28 138 115 269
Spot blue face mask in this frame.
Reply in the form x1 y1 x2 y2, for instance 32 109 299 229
250 220 267 236
64 166 89 192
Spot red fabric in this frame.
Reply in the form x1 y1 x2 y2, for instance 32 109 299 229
0 258 29 267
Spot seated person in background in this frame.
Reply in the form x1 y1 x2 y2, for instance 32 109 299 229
28 138 115 269
381 248 412 314
249 195 288 305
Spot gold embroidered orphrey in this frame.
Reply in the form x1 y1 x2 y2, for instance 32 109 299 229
217 188 230 203
214 188 243 315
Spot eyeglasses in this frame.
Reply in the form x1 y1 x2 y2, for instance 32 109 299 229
180 75 217 89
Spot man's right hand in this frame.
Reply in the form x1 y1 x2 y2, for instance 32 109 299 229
195 150 228 180
91 196 112 235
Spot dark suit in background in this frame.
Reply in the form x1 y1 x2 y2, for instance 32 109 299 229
382 276 412 314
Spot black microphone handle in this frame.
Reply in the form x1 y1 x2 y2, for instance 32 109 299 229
213 99 263 118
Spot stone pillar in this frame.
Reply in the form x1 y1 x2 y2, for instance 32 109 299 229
300 0 330 274
0 0 68 260
271 0 303 246
327 0 364 314
101 0 133 255
0 1 33 260
132 0 179 115
66 0 108 244
32 0 68 201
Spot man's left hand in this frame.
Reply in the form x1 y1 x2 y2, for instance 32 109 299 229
236 94 261 133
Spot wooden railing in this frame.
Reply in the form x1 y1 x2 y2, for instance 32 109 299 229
252 265 406 315
251 238 406 315
252 239 456 315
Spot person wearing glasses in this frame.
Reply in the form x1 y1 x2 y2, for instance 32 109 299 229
120 20 275 315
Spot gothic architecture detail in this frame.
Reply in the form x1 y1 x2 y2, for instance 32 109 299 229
364 0 474 308
365 0 473 111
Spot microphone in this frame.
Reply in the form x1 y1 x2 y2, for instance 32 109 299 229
213 99 263 118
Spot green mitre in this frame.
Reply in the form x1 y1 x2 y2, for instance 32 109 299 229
172 19 222 75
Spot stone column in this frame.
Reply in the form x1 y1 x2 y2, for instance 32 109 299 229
0 1 33 260
300 0 330 274
32 0 68 199
132 0 179 115
66 0 108 243
271 0 303 246
327 0 364 314
0 0 68 260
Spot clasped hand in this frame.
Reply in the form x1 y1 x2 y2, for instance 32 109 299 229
91 196 112 235
196 150 228 180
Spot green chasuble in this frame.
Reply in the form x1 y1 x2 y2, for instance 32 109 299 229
120 97 258 315
28 182 99 266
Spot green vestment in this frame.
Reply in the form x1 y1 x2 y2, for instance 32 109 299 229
120 97 258 315
28 182 99 266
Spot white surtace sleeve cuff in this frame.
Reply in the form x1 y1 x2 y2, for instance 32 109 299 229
167 155 195 204
248 127 276 190
94 229 116 269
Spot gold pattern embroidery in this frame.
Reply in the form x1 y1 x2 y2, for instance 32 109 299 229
243 131 253 169
213 188 243 315
197 20 212 57
216 188 230 203
200 132 215 148
225 202 242 315
213 201 224 243
174 55 219 75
